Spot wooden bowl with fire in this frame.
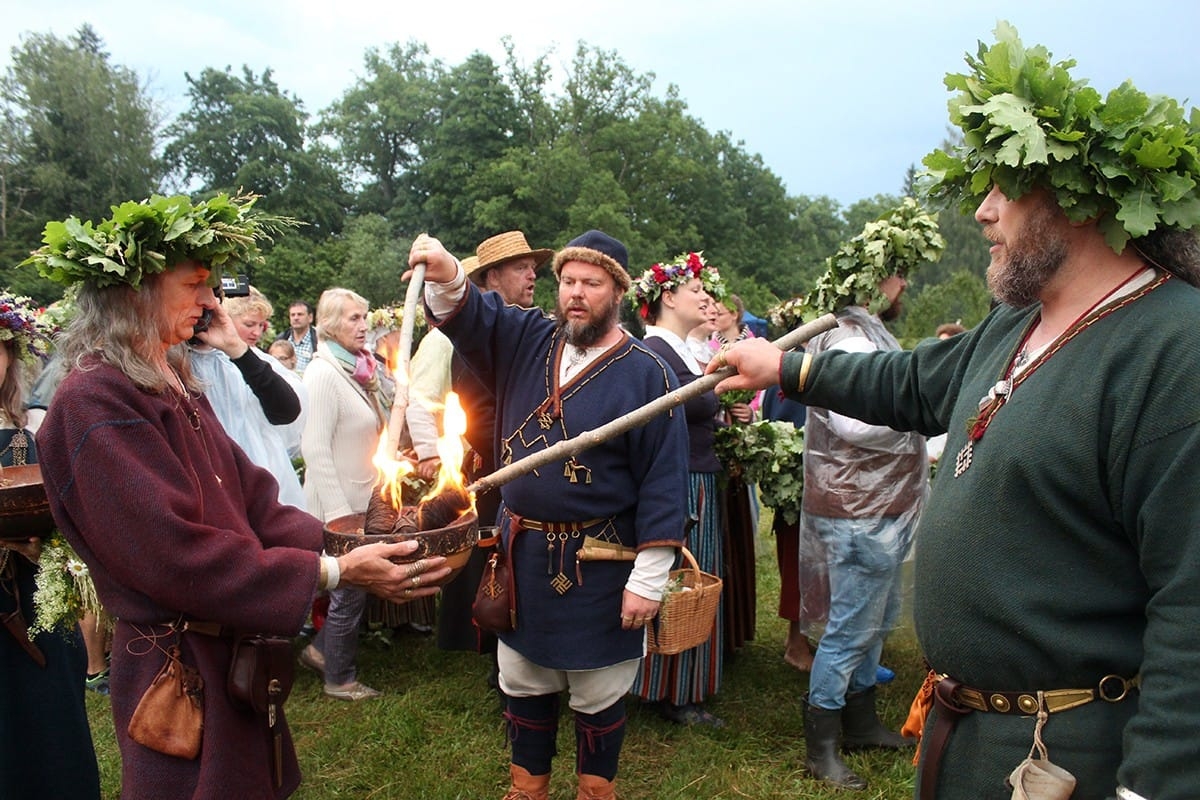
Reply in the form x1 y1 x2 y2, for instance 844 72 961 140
322 484 479 585
0 463 56 541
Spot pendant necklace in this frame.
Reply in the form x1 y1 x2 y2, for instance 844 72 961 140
954 268 1165 478
170 366 222 486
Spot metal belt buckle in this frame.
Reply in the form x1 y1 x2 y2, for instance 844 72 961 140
1098 674 1135 702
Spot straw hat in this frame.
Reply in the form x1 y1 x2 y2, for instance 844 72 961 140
469 231 553 280
461 255 480 275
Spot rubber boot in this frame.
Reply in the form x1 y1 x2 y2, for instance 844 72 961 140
803 702 867 791
841 685 913 750
576 773 617 800
502 764 550 800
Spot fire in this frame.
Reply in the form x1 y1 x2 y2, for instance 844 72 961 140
431 391 469 496
371 389 473 511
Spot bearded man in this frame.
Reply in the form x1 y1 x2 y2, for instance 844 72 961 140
711 24 1200 800
407 230 689 800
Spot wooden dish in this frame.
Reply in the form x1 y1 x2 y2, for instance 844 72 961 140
322 510 478 586
0 464 55 541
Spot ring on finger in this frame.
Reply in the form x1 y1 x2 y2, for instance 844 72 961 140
403 588 412 599
412 574 421 589
405 561 422 579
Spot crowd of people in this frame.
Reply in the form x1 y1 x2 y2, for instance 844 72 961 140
3 23 1199 800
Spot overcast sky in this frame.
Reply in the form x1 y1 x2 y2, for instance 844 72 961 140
3 0 1197 207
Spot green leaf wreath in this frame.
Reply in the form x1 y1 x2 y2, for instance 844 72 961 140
767 197 945 329
714 421 805 524
921 21 1200 253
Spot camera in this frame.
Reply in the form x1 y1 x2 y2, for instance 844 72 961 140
220 273 251 298
193 273 250 336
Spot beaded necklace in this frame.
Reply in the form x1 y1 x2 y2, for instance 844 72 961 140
953 269 1167 478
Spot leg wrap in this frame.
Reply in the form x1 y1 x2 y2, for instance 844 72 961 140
505 693 560 776
575 699 626 781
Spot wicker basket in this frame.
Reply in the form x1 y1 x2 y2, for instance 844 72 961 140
646 546 723 655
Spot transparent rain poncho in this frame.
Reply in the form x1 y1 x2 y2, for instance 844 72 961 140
796 306 928 636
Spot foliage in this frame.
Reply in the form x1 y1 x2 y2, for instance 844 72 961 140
900 270 993 342
921 21 1200 253
30 531 108 637
713 421 805 524
0 25 161 303
0 290 51 364
717 388 757 409
771 198 945 325
162 66 349 239
23 192 297 289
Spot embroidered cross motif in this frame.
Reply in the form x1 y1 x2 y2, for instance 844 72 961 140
537 412 554 429
481 577 504 600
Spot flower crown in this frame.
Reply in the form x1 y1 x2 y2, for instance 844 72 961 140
0 291 52 365
23 192 297 290
921 21 1200 253
630 252 727 320
367 305 424 331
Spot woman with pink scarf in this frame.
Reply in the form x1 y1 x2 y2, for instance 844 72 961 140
300 288 393 701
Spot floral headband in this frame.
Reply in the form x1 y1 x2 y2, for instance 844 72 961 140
366 305 424 331
0 291 52 366
630 252 727 320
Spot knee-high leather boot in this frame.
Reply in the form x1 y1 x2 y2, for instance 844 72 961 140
503 764 550 800
841 685 913 750
503 694 559 800
576 772 617 800
804 701 867 791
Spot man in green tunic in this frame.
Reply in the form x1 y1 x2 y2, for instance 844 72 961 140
712 24 1200 800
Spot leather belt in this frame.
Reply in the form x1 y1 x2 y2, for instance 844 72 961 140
505 509 606 534
919 672 1139 800
174 619 237 638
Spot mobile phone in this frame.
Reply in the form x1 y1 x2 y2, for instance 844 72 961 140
193 308 214 335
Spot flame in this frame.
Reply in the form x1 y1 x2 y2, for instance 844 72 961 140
372 431 414 507
371 388 473 511
430 391 469 496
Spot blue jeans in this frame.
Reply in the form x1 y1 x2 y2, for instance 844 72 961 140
806 513 914 710
312 586 367 685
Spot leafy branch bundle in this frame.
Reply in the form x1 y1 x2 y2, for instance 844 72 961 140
768 197 945 330
714 421 805 524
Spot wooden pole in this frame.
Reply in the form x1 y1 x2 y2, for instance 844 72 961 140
465 312 838 496
385 262 426 454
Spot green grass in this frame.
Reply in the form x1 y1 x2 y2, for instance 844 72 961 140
86 512 923 799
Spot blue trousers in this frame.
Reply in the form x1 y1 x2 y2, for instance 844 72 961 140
313 586 367 685
806 513 914 709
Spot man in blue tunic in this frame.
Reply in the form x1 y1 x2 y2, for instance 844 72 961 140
408 230 689 800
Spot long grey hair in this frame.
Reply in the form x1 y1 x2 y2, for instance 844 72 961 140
56 272 202 393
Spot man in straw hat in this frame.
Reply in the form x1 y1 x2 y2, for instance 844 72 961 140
711 22 1200 800
407 229 689 800
407 232 553 657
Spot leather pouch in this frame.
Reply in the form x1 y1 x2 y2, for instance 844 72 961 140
472 543 516 634
127 644 204 759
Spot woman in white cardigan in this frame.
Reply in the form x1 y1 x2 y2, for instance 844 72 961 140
300 288 391 700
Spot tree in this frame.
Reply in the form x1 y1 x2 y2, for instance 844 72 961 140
317 41 441 220
899 269 992 343
162 66 348 237
0 25 161 301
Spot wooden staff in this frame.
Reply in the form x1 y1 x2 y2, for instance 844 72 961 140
465 312 838 496
385 262 426 455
